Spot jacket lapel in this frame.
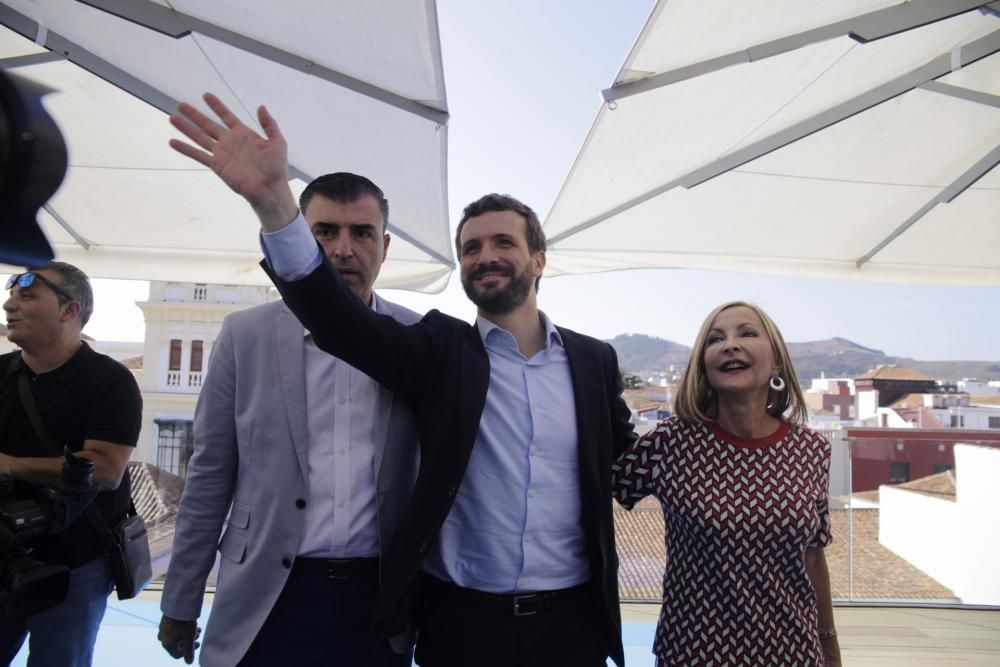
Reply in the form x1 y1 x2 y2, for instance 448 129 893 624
276 305 310 481
458 323 490 463
370 295 394 479
561 328 599 470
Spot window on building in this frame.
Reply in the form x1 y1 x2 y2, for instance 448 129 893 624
888 462 910 484
168 339 182 371
932 464 953 474
190 340 204 372
950 414 965 427
155 419 195 478
989 416 1000 429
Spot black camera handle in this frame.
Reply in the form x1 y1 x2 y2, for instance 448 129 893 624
16 368 134 557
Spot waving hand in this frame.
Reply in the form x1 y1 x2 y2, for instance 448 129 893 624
169 93 298 230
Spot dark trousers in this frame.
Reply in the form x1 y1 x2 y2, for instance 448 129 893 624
414 573 607 667
238 564 412 667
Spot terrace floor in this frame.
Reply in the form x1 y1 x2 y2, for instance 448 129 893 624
12 598 1000 665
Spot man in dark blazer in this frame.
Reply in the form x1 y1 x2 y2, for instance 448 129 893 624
168 93 636 667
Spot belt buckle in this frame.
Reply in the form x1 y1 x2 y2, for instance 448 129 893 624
512 593 537 617
326 560 349 579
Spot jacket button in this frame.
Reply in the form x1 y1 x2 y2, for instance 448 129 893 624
282 557 292 569
418 541 427 553
447 485 457 497
295 498 306 509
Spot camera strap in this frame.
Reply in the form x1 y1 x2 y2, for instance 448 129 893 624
16 370 131 555
16 371 60 458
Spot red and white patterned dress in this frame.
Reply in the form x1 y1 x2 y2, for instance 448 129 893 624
613 416 832 666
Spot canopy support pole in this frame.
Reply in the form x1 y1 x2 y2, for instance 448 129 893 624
855 144 1000 268
550 30 1000 247
603 0 986 103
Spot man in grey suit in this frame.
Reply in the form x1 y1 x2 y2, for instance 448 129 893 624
157 173 421 666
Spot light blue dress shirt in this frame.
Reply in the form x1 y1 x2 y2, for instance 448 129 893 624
263 215 589 593
421 316 587 593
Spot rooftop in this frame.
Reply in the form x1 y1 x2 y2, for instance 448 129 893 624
856 366 935 382
614 497 956 601
896 470 957 502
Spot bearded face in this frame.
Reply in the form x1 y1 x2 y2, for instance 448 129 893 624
461 259 534 315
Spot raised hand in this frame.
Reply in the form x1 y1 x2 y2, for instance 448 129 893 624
169 93 298 230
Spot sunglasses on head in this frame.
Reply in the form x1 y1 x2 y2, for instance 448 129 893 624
6 272 76 303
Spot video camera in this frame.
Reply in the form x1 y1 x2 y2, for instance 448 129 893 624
0 68 66 266
0 448 96 618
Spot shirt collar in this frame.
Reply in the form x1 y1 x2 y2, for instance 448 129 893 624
476 311 563 351
20 341 92 382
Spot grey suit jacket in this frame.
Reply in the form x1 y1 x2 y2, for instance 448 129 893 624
160 296 421 666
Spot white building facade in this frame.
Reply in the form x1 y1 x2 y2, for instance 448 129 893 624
134 281 274 474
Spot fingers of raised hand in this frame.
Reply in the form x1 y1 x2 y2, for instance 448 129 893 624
204 92 244 131
171 103 223 148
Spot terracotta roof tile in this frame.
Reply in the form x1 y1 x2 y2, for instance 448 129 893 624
969 395 1000 407
120 355 144 369
614 499 956 601
855 366 934 382
896 470 956 501
892 406 945 428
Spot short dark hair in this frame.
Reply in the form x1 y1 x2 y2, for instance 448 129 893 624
455 194 546 291
299 172 389 230
28 261 94 327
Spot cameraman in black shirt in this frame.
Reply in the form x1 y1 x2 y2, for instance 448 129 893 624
0 261 141 667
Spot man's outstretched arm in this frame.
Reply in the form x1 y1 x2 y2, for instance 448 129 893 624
169 93 297 232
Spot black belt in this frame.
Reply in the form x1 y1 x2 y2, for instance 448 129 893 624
291 557 379 578
423 574 590 617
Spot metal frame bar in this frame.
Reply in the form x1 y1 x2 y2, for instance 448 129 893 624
1 3 456 268
919 80 1000 108
603 0 985 103
855 144 1000 268
549 30 1000 246
0 52 64 68
43 204 91 250
79 0 449 124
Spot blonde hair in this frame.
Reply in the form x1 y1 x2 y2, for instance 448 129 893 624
674 301 807 425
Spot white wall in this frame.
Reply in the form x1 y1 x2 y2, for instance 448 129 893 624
857 389 879 420
954 445 1000 604
879 444 1000 604
879 485 960 593
928 406 1000 430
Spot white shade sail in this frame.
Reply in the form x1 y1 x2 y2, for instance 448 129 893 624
544 0 1000 285
0 0 453 290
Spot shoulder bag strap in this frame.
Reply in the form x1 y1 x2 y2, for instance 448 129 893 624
17 371 119 552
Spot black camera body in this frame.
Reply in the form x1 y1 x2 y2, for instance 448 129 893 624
0 450 96 618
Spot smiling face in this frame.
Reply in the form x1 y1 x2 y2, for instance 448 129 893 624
3 269 77 349
702 305 780 399
458 209 545 316
305 193 389 306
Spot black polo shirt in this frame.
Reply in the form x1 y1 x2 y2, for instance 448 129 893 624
0 342 142 568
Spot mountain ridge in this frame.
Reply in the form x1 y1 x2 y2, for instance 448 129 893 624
606 333 1000 382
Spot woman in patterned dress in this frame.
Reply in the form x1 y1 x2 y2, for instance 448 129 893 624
613 301 842 666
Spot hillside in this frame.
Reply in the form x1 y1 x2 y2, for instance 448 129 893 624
607 333 1000 382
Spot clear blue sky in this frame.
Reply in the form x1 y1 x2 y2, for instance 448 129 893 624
62 1 1000 362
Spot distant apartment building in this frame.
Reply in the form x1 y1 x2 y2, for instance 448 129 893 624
957 379 1000 395
805 377 856 422
846 427 1000 492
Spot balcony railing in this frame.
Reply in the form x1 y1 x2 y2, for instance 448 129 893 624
135 427 1000 610
614 427 1000 607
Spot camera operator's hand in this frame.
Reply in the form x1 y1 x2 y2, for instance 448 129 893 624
158 614 202 664
169 93 298 233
